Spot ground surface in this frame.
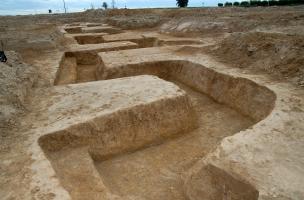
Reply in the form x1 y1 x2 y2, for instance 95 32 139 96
0 6 304 200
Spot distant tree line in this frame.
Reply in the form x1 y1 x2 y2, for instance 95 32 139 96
218 0 304 7
177 0 189 7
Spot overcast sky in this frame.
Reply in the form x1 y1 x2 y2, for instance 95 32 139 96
0 0 223 15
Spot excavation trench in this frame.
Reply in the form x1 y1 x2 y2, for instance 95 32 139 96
43 55 275 199
54 43 139 84
74 33 203 48
75 35 159 47
99 59 275 121
65 26 123 34
54 51 100 84
94 79 257 200
74 34 107 45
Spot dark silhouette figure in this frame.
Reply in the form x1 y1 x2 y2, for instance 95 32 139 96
0 41 7 63
0 51 7 62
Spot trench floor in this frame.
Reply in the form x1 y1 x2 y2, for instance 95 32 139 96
77 64 97 83
94 80 254 200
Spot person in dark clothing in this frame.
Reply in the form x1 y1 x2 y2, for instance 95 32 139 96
0 41 6 63
0 51 7 62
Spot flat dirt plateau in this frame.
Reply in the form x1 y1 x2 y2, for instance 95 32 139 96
1 6 304 200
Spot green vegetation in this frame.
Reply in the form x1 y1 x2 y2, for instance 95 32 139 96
176 0 189 7
240 1 250 6
102 2 108 9
225 2 233 6
219 0 304 7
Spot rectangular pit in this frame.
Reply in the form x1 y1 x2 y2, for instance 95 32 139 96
94 80 254 200
48 45 275 200
97 47 275 121
64 26 123 35
74 32 202 47
64 26 82 34
102 33 159 47
54 41 138 84
39 75 198 200
81 26 123 34
74 33 108 45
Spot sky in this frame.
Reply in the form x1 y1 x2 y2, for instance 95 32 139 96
0 0 223 15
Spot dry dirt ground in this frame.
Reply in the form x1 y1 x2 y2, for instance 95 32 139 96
0 6 304 200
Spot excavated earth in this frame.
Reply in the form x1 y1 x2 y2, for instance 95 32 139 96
1 7 304 200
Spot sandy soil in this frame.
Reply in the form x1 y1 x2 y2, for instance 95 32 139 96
96 80 253 200
0 6 304 200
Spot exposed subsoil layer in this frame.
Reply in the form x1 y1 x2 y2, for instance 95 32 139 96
38 75 198 200
41 78 253 200
2 8 304 200
95 80 253 200
54 41 139 85
35 22 270 200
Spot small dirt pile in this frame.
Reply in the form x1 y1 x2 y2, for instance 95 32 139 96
212 32 304 87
